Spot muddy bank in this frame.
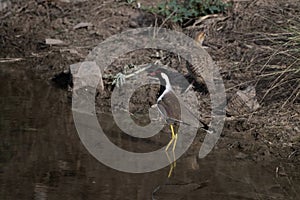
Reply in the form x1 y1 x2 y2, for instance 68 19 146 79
1 0 299 161
0 0 299 199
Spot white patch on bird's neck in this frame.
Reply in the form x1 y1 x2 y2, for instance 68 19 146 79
157 72 172 102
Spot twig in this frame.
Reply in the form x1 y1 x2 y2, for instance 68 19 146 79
153 10 176 38
191 14 221 27
258 68 299 78
0 57 25 63
282 81 300 108
225 80 256 91
260 59 299 103
125 64 152 78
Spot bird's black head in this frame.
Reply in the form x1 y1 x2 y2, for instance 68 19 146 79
147 66 168 79
147 66 169 87
147 66 172 98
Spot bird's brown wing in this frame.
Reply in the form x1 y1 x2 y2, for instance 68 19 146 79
157 90 181 125
158 91 210 131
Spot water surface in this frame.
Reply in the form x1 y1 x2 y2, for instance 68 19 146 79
0 63 299 200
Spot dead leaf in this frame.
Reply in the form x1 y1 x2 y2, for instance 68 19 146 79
73 22 93 30
45 38 64 45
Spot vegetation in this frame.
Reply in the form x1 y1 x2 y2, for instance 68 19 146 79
287 24 300 50
148 0 229 23
257 19 300 107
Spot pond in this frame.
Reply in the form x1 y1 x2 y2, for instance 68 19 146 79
0 63 299 200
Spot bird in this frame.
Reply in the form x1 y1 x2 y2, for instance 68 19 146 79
148 67 210 177
194 31 206 46
148 68 181 152
148 67 181 177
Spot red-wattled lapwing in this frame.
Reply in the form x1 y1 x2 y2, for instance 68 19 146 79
149 68 180 152
148 67 210 177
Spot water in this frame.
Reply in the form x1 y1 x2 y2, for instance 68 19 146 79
0 63 299 200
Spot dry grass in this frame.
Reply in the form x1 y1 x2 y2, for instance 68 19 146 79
252 14 300 107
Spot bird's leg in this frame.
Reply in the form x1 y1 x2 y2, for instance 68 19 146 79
171 124 177 168
165 151 174 178
172 132 178 152
169 124 178 152
165 124 178 178
172 133 177 168
165 124 176 152
168 163 175 178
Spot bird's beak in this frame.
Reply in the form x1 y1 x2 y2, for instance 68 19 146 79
147 71 159 80
148 76 159 81
148 71 157 76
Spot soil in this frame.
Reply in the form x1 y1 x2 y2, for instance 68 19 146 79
1 0 299 173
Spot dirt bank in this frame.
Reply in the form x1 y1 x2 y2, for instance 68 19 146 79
1 0 299 163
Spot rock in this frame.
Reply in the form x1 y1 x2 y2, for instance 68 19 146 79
235 152 249 159
70 61 104 92
226 86 260 116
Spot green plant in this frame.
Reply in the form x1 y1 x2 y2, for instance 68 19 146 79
126 0 135 4
149 0 229 23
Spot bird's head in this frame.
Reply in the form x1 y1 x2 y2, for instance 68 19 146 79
147 66 169 81
147 66 172 92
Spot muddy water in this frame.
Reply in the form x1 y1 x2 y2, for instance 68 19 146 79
1 63 299 200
